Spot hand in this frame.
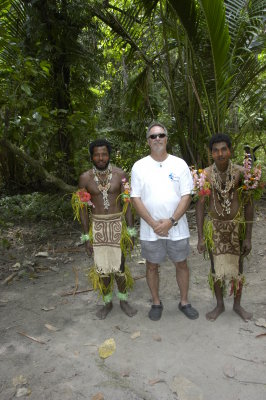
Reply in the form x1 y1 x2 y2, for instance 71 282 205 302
241 238 252 257
85 240 93 257
153 219 172 237
197 238 206 254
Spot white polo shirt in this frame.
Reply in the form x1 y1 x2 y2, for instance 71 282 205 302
131 154 193 241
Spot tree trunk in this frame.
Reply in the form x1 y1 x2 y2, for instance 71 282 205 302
0 139 76 193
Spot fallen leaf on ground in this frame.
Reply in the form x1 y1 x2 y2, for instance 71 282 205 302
256 333 266 338
12 375 27 386
91 393 104 400
41 306 56 311
255 318 266 328
148 378 165 385
131 331 140 339
223 364 236 378
17 331 46 344
16 387 31 397
35 251 49 257
10 262 21 271
98 338 116 359
45 323 59 331
171 375 203 399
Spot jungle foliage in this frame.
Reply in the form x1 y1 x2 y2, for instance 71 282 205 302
0 0 265 195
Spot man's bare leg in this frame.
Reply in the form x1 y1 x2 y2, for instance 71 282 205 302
115 273 137 317
96 276 113 320
206 281 225 321
175 260 199 319
233 282 252 322
175 260 189 305
146 261 160 305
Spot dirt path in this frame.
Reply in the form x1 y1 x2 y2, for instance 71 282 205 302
0 203 266 400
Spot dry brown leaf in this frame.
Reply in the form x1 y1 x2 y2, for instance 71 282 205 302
223 364 236 378
41 306 55 311
256 333 266 338
91 393 104 400
131 331 140 339
45 323 59 331
17 331 46 344
36 252 49 257
255 318 266 328
148 378 165 385
121 370 130 377
12 375 27 386
16 387 31 397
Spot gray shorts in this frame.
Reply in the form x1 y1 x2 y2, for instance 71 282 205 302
141 238 190 264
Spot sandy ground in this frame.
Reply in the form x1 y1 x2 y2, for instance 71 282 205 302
0 203 266 400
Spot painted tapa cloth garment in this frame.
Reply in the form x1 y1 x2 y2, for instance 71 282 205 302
92 212 123 274
212 218 240 280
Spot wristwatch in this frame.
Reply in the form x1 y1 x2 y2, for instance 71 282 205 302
169 217 178 226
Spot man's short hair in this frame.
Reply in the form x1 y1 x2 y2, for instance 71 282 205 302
146 121 168 138
209 133 231 151
89 139 112 157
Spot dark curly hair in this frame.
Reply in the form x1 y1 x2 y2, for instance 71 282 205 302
89 139 112 157
209 133 231 151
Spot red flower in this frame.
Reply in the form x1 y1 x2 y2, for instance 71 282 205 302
77 190 91 203
198 188 211 197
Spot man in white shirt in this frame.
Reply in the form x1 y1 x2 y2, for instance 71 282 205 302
131 122 198 321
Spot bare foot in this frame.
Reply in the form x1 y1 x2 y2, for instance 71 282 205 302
206 305 225 321
120 301 137 317
233 304 253 322
96 302 113 319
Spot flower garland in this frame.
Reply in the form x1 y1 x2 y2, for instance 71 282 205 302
190 167 211 200
71 189 94 223
117 177 131 214
239 153 264 201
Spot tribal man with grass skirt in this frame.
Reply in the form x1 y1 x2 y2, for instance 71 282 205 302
78 139 137 320
196 133 256 322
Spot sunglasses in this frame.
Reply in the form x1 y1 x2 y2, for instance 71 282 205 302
148 133 167 140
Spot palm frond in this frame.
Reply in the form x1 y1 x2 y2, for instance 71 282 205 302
225 0 265 54
167 0 200 45
126 66 151 112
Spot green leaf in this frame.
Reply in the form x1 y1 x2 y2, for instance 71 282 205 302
21 83 32 96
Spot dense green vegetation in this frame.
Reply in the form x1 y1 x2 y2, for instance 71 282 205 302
0 0 265 195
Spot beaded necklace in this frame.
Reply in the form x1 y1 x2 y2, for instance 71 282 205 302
93 164 112 209
211 160 236 216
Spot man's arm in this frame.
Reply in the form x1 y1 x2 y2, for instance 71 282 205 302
78 173 93 256
172 194 191 222
155 194 191 236
196 196 206 254
131 197 159 231
131 194 191 237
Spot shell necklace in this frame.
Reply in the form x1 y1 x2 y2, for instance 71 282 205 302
93 164 112 209
211 160 236 216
